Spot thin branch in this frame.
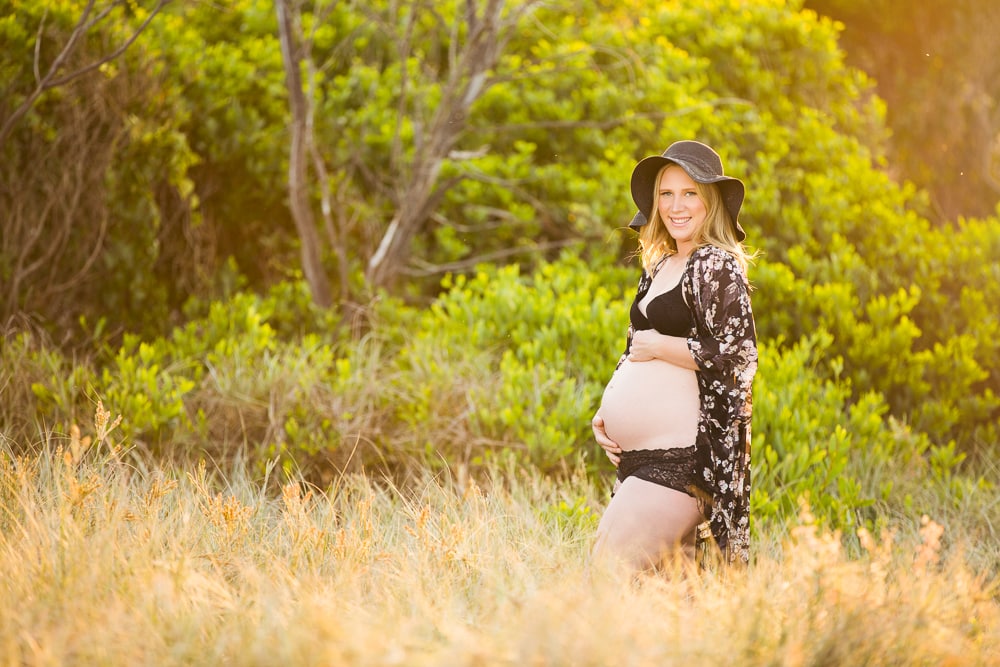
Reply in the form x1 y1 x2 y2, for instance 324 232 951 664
392 6 417 160
80 1 124 33
0 0 168 146
1 0 96 144
48 141 122 295
33 8 48 84
47 0 170 87
304 0 349 302
428 207 520 233
276 0 333 306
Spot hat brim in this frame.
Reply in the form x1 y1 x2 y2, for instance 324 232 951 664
628 156 746 241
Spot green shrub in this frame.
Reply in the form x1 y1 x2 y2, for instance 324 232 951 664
21 281 344 461
750 332 984 536
2 332 95 444
390 253 632 474
751 217 1000 453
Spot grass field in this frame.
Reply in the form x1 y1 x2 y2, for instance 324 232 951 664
2 408 998 666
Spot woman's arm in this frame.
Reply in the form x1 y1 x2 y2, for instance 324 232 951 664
685 247 757 379
626 329 699 370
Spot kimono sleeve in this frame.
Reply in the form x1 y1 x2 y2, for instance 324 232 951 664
685 247 757 383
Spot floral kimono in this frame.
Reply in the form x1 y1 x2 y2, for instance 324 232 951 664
622 244 757 565
682 245 756 564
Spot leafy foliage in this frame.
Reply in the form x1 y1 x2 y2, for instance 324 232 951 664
14 256 990 538
2 0 998 539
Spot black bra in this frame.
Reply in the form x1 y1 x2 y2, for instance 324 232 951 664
630 280 693 337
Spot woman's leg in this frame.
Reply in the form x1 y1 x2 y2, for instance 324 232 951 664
593 477 704 571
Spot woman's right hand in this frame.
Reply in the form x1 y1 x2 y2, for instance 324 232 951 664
592 414 622 466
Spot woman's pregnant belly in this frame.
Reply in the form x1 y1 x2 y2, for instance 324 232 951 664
599 358 699 451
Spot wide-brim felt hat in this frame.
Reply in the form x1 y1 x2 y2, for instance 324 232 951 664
628 140 746 241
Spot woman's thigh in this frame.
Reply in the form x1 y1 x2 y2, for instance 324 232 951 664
594 477 704 570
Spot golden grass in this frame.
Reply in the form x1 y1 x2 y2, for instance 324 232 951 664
1 409 998 666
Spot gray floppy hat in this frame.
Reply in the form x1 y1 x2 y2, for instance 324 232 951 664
628 140 746 241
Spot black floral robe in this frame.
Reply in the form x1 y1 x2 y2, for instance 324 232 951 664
619 245 757 565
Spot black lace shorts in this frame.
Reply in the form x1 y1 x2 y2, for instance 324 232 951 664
616 445 698 498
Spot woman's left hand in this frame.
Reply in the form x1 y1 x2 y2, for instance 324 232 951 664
627 330 700 371
592 414 622 466
627 329 660 361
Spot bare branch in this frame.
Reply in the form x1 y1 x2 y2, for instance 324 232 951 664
367 0 547 288
428 207 520 233
392 7 417 161
48 137 119 295
47 0 170 88
80 1 124 33
0 0 169 147
1 0 96 144
304 1 350 303
33 9 48 84
0 91 120 326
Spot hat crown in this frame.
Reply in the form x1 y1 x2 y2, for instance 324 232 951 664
661 140 724 179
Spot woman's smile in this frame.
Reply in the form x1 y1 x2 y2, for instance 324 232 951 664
657 166 706 251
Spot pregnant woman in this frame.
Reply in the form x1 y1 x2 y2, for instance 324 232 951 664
592 141 757 569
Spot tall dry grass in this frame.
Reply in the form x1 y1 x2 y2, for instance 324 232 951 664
1 406 998 666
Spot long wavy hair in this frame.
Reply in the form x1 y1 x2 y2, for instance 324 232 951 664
637 164 755 276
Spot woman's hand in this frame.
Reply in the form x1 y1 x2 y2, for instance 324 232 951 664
627 328 662 362
628 329 700 371
592 414 622 466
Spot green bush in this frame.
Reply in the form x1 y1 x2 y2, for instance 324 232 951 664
754 334 905 531
2 332 95 443
751 215 1000 452
390 253 632 474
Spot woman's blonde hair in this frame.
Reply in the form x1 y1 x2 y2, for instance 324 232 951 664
638 164 755 275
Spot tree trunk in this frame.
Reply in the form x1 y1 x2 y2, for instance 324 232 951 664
365 0 528 290
276 0 333 308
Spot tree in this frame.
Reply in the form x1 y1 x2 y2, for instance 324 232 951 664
276 0 333 307
0 0 169 333
272 0 545 304
361 0 543 290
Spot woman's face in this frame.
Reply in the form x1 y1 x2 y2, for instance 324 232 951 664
656 165 706 251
